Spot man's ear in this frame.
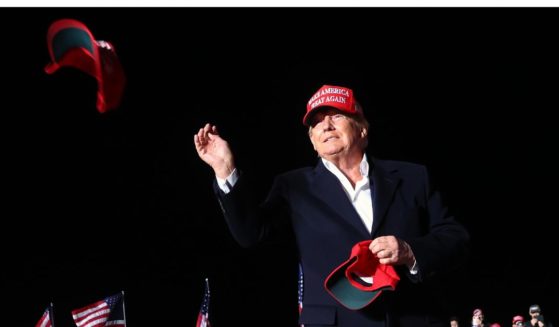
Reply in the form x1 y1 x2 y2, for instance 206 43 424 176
309 136 317 151
308 129 319 151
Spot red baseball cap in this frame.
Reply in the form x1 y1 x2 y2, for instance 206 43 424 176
512 315 524 323
45 18 126 113
324 240 400 310
303 84 363 126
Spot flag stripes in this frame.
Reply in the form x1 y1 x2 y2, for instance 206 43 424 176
35 305 53 327
72 293 125 327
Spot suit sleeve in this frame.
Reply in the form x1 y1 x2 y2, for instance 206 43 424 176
213 172 288 248
405 165 470 282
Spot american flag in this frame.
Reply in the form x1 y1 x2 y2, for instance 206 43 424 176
72 292 126 327
298 262 304 327
35 303 54 327
196 278 211 327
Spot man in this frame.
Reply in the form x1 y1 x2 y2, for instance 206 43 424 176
473 308 486 327
527 304 553 327
194 84 470 326
450 316 461 327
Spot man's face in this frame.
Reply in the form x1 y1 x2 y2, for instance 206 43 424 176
473 312 484 322
309 108 365 160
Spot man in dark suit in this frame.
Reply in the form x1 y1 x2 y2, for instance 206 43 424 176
194 84 470 327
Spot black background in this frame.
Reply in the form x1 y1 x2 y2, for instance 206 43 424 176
2 8 557 327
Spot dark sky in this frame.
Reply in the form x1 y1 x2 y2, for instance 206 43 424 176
2 8 557 327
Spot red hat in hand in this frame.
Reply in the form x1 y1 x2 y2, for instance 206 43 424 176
324 240 400 310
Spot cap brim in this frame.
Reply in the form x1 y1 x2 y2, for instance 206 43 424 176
303 104 363 126
302 105 348 126
325 258 391 310
302 106 321 126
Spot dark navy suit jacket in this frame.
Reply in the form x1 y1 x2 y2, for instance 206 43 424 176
214 157 470 327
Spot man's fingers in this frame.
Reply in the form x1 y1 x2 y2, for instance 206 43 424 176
196 127 205 143
197 123 220 143
378 249 394 259
378 258 392 265
369 242 384 255
370 237 389 253
203 123 212 135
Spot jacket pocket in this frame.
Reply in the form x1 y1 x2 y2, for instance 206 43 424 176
299 305 337 326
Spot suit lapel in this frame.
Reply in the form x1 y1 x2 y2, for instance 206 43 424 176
312 161 371 238
370 159 401 237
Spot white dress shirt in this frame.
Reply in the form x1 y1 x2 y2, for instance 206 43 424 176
321 154 374 233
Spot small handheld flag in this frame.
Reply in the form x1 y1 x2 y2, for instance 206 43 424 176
298 263 304 327
196 278 211 327
71 292 126 327
35 303 54 327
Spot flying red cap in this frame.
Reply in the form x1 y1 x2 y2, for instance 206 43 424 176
303 84 362 126
45 18 126 113
324 240 400 310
